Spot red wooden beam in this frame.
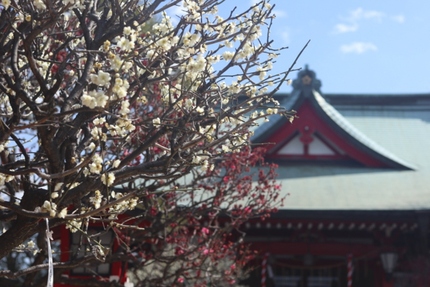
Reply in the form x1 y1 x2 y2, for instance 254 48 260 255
248 241 382 258
263 100 390 167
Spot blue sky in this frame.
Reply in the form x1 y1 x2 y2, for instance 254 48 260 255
257 0 430 94
167 1 430 94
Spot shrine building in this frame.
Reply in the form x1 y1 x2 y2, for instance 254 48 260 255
244 66 430 287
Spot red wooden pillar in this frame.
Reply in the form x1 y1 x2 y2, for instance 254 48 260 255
54 224 126 287
381 278 394 287
375 264 394 287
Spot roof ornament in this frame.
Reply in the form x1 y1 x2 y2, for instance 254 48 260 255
292 65 322 93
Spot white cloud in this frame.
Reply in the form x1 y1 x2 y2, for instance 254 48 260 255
272 9 287 18
166 3 186 24
391 15 405 24
340 42 378 54
281 31 290 44
168 4 186 17
334 23 358 34
334 7 385 34
347 7 385 22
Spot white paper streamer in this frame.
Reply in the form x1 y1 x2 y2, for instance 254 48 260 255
45 218 54 287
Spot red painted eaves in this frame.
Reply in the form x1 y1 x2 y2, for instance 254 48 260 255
262 99 393 168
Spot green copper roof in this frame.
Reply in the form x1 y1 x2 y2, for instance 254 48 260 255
254 67 430 211
313 90 415 170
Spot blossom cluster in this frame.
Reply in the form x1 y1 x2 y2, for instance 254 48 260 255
0 0 294 284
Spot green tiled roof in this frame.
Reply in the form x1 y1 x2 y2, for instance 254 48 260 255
275 107 430 210
254 68 430 211
314 90 414 170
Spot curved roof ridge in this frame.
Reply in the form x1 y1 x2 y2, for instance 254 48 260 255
312 90 415 170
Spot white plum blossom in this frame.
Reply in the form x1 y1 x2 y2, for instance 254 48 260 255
266 108 278 115
90 70 111 87
27 240 35 249
119 100 130 115
40 200 57 217
0 141 8 152
123 26 133 35
112 159 121 168
87 142 96 152
81 90 109 109
116 37 135 52
1 0 10 9
153 118 161 127
89 154 103 174
222 51 235 61
34 0 46 10
0 173 13 186
81 92 97 109
196 106 205 115
57 208 68 218
101 172 115 186
90 190 103 209
66 219 82 233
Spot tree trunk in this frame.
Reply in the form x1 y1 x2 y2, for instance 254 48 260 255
0 217 39 259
